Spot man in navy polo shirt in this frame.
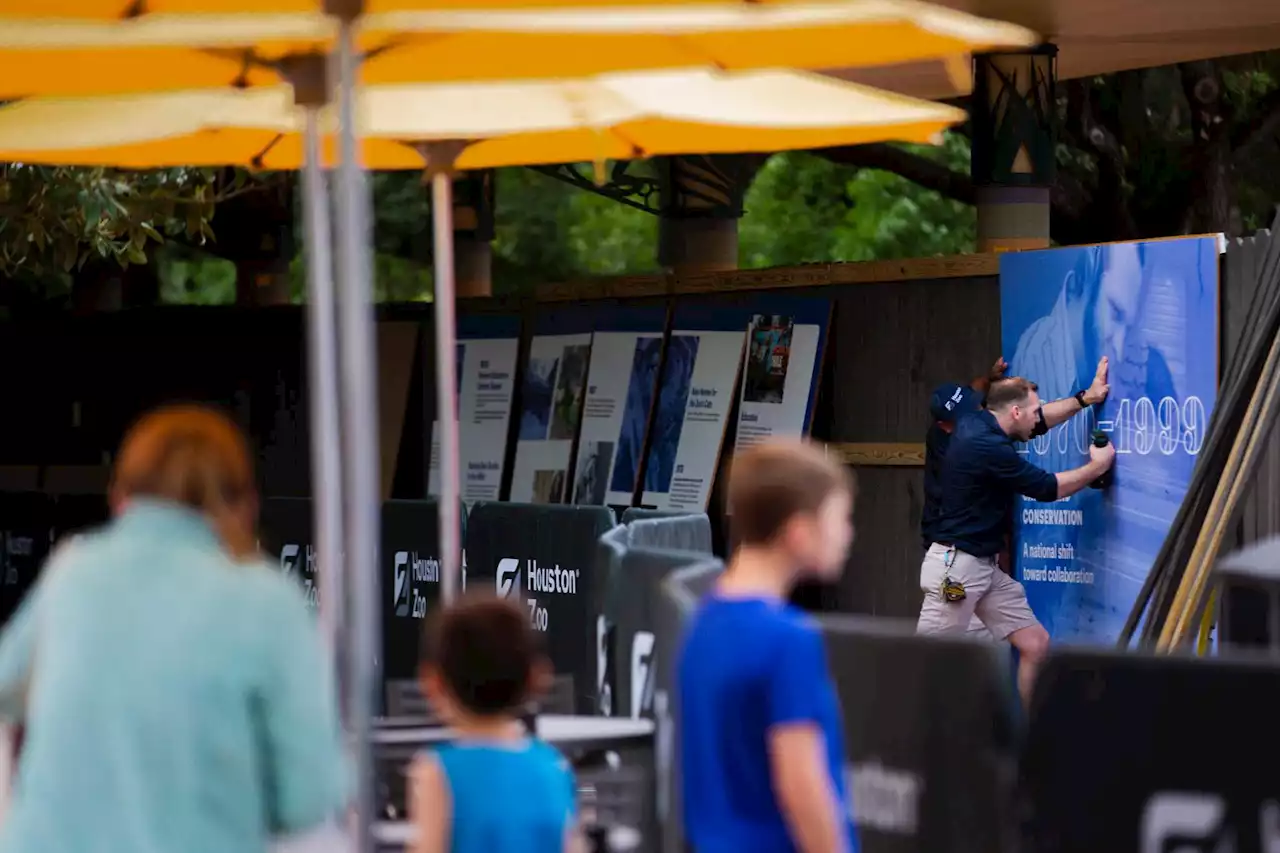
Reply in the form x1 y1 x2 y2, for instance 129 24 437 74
918 369 1114 706
922 359 1007 640
922 357 1008 551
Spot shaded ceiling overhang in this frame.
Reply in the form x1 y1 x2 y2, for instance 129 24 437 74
828 0 1280 100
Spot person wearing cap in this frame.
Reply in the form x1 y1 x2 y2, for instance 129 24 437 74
922 358 1007 640
919 358 1113 707
922 358 1008 553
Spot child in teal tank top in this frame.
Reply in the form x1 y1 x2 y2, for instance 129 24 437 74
409 595 580 853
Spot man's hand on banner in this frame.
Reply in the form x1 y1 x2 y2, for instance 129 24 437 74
1084 356 1111 405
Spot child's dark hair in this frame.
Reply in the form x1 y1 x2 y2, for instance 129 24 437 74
420 594 543 716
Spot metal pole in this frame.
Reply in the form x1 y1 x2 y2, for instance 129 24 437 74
301 109 345 671
430 171 462 604
334 22 379 853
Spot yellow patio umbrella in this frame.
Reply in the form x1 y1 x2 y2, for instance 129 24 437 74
0 1 1036 96
0 69 965 167
2 0 896 11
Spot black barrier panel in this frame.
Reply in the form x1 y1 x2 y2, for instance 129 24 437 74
624 513 713 555
596 514 712 720
1216 537 1280 651
595 524 629 717
656 560 723 853
466 502 615 714
0 493 53 626
259 497 319 608
381 500 445 682
260 498 460 689
1021 649 1280 853
612 547 709 722
51 494 109 543
621 509 702 528
822 617 1015 853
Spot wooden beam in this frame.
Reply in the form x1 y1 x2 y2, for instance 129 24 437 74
534 253 1000 302
827 442 926 467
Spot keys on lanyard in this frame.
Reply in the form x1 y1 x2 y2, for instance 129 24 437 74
941 546 966 602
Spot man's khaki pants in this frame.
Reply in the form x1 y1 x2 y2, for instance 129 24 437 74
917 543 1040 640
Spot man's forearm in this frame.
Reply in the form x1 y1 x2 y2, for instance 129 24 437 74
1055 460 1108 498
1041 395 1087 429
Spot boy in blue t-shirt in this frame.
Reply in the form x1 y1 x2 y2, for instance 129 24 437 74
679 440 858 853
409 595 580 853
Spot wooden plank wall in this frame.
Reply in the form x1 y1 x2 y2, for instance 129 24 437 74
825 275 1002 617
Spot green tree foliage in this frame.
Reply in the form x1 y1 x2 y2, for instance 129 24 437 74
0 165 242 291
740 134 975 266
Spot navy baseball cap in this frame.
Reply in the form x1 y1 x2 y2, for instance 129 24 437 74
930 383 982 423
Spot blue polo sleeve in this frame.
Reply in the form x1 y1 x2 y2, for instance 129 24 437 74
989 443 1059 503
766 617 830 727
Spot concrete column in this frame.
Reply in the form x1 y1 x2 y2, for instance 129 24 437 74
657 155 746 273
970 45 1057 253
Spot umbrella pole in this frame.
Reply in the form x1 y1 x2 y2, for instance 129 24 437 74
301 108 346 669
429 167 462 605
333 20 379 853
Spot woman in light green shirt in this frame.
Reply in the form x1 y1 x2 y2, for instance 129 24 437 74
0 405 349 853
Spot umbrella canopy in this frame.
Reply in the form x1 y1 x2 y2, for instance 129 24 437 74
0 68 966 168
3 0 908 11
0 1 1037 96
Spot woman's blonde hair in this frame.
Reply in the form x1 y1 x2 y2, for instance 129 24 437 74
110 404 258 560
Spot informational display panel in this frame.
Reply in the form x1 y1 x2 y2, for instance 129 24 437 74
1002 237 1219 642
573 305 668 507
641 305 745 511
732 296 831 451
427 314 520 504
510 308 594 504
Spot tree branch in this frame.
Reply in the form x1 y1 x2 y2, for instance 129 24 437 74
1232 85 1280 166
811 143 976 205
1064 79 1141 240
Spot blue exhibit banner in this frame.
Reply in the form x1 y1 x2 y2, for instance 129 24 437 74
428 313 522 503
1001 237 1219 643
